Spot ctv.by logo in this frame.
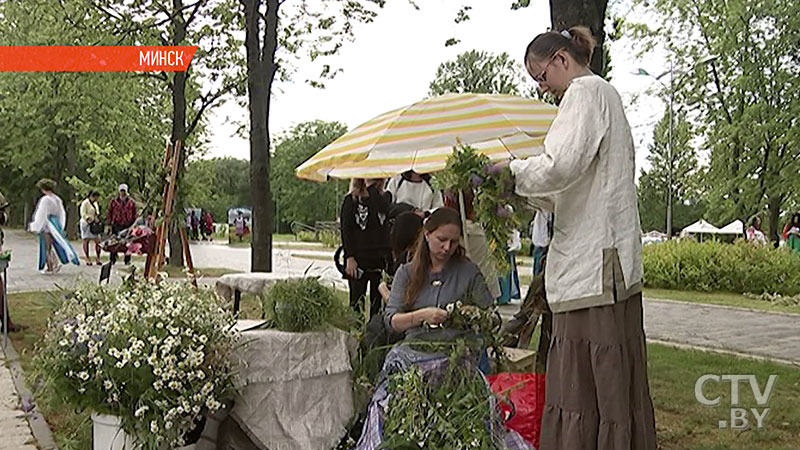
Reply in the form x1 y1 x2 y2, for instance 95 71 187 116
694 374 777 429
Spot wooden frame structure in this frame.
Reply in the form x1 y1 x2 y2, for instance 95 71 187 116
144 140 196 284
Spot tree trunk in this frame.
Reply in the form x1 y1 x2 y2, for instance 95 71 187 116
64 136 79 240
168 0 189 267
549 0 608 75
766 194 782 244
244 0 278 272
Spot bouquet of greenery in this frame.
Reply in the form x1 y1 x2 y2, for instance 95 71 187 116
381 343 505 450
33 280 239 450
434 145 524 272
261 276 360 333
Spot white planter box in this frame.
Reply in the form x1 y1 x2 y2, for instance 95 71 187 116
92 413 135 450
92 413 197 450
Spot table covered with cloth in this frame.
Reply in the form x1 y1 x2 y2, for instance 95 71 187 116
207 327 357 450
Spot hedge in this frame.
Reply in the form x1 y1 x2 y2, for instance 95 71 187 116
643 239 800 295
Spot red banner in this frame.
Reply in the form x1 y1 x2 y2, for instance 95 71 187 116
0 46 198 71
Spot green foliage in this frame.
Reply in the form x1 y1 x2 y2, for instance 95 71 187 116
0 0 170 229
428 50 529 96
637 108 705 234
434 145 525 272
381 344 502 450
629 0 800 240
643 240 800 295
319 229 341 248
272 121 350 227
262 277 358 332
185 157 251 223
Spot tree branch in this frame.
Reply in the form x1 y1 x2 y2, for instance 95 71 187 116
186 82 239 137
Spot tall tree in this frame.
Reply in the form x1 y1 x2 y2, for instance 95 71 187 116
448 2 610 75
429 50 529 96
90 0 245 265
630 0 800 242
637 108 704 233
240 0 385 271
185 157 251 224
0 0 169 235
271 121 348 230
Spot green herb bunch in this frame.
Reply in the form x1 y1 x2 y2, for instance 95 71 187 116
434 145 524 272
381 344 503 450
262 277 359 332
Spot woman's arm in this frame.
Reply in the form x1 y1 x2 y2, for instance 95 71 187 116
340 196 356 256
384 265 448 332
510 82 608 197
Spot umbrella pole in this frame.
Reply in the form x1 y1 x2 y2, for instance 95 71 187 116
458 190 470 258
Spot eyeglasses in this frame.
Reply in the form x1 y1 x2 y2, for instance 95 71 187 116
532 54 557 83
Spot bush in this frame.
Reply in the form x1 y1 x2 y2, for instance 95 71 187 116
643 239 800 295
319 229 340 248
296 230 317 242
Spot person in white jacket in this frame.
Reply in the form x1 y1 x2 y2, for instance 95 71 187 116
506 26 656 449
29 179 80 274
385 170 444 213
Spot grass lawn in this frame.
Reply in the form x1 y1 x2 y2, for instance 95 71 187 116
644 288 800 315
290 252 334 262
8 291 800 449
515 278 800 315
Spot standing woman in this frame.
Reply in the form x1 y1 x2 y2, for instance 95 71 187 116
29 179 80 273
340 178 392 317
509 27 656 449
79 190 103 265
783 213 800 254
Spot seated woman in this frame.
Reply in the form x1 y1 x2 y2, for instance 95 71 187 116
385 207 493 342
355 208 533 450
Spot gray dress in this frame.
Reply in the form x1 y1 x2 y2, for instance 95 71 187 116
384 258 493 341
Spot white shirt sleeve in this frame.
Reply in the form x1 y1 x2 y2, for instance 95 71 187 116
510 80 608 197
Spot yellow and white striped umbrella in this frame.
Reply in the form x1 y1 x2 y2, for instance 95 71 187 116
295 93 558 181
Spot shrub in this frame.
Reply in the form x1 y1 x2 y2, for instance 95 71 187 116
643 239 800 295
319 229 340 248
296 230 317 242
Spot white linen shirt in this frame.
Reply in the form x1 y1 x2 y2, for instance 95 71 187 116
510 75 643 313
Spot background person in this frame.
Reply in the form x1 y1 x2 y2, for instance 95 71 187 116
386 170 444 214
29 179 80 274
340 178 392 317
107 183 137 265
79 190 103 265
509 26 656 449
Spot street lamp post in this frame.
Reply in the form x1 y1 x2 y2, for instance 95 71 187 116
635 55 718 238
634 63 674 237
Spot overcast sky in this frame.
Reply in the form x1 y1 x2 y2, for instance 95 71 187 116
205 0 667 174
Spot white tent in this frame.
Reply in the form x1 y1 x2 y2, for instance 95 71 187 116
680 219 721 237
717 220 744 235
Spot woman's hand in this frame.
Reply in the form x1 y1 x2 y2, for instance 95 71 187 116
415 307 448 326
345 257 359 279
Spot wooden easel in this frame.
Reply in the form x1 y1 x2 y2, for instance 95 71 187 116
144 140 196 285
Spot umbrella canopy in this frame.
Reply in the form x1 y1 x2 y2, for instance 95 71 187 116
717 220 744 235
680 219 721 236
295 93 558 181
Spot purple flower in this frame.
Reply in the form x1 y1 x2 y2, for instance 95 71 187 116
496 206 512 218
484 163 503 175
470 174 484 187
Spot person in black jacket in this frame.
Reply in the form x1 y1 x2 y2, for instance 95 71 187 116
340 178 392 317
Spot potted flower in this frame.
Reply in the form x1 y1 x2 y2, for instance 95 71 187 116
34 280 238 449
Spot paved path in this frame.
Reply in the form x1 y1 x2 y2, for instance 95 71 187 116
0 347 38 450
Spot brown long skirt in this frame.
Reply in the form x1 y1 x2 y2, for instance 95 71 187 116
540 293 657 450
